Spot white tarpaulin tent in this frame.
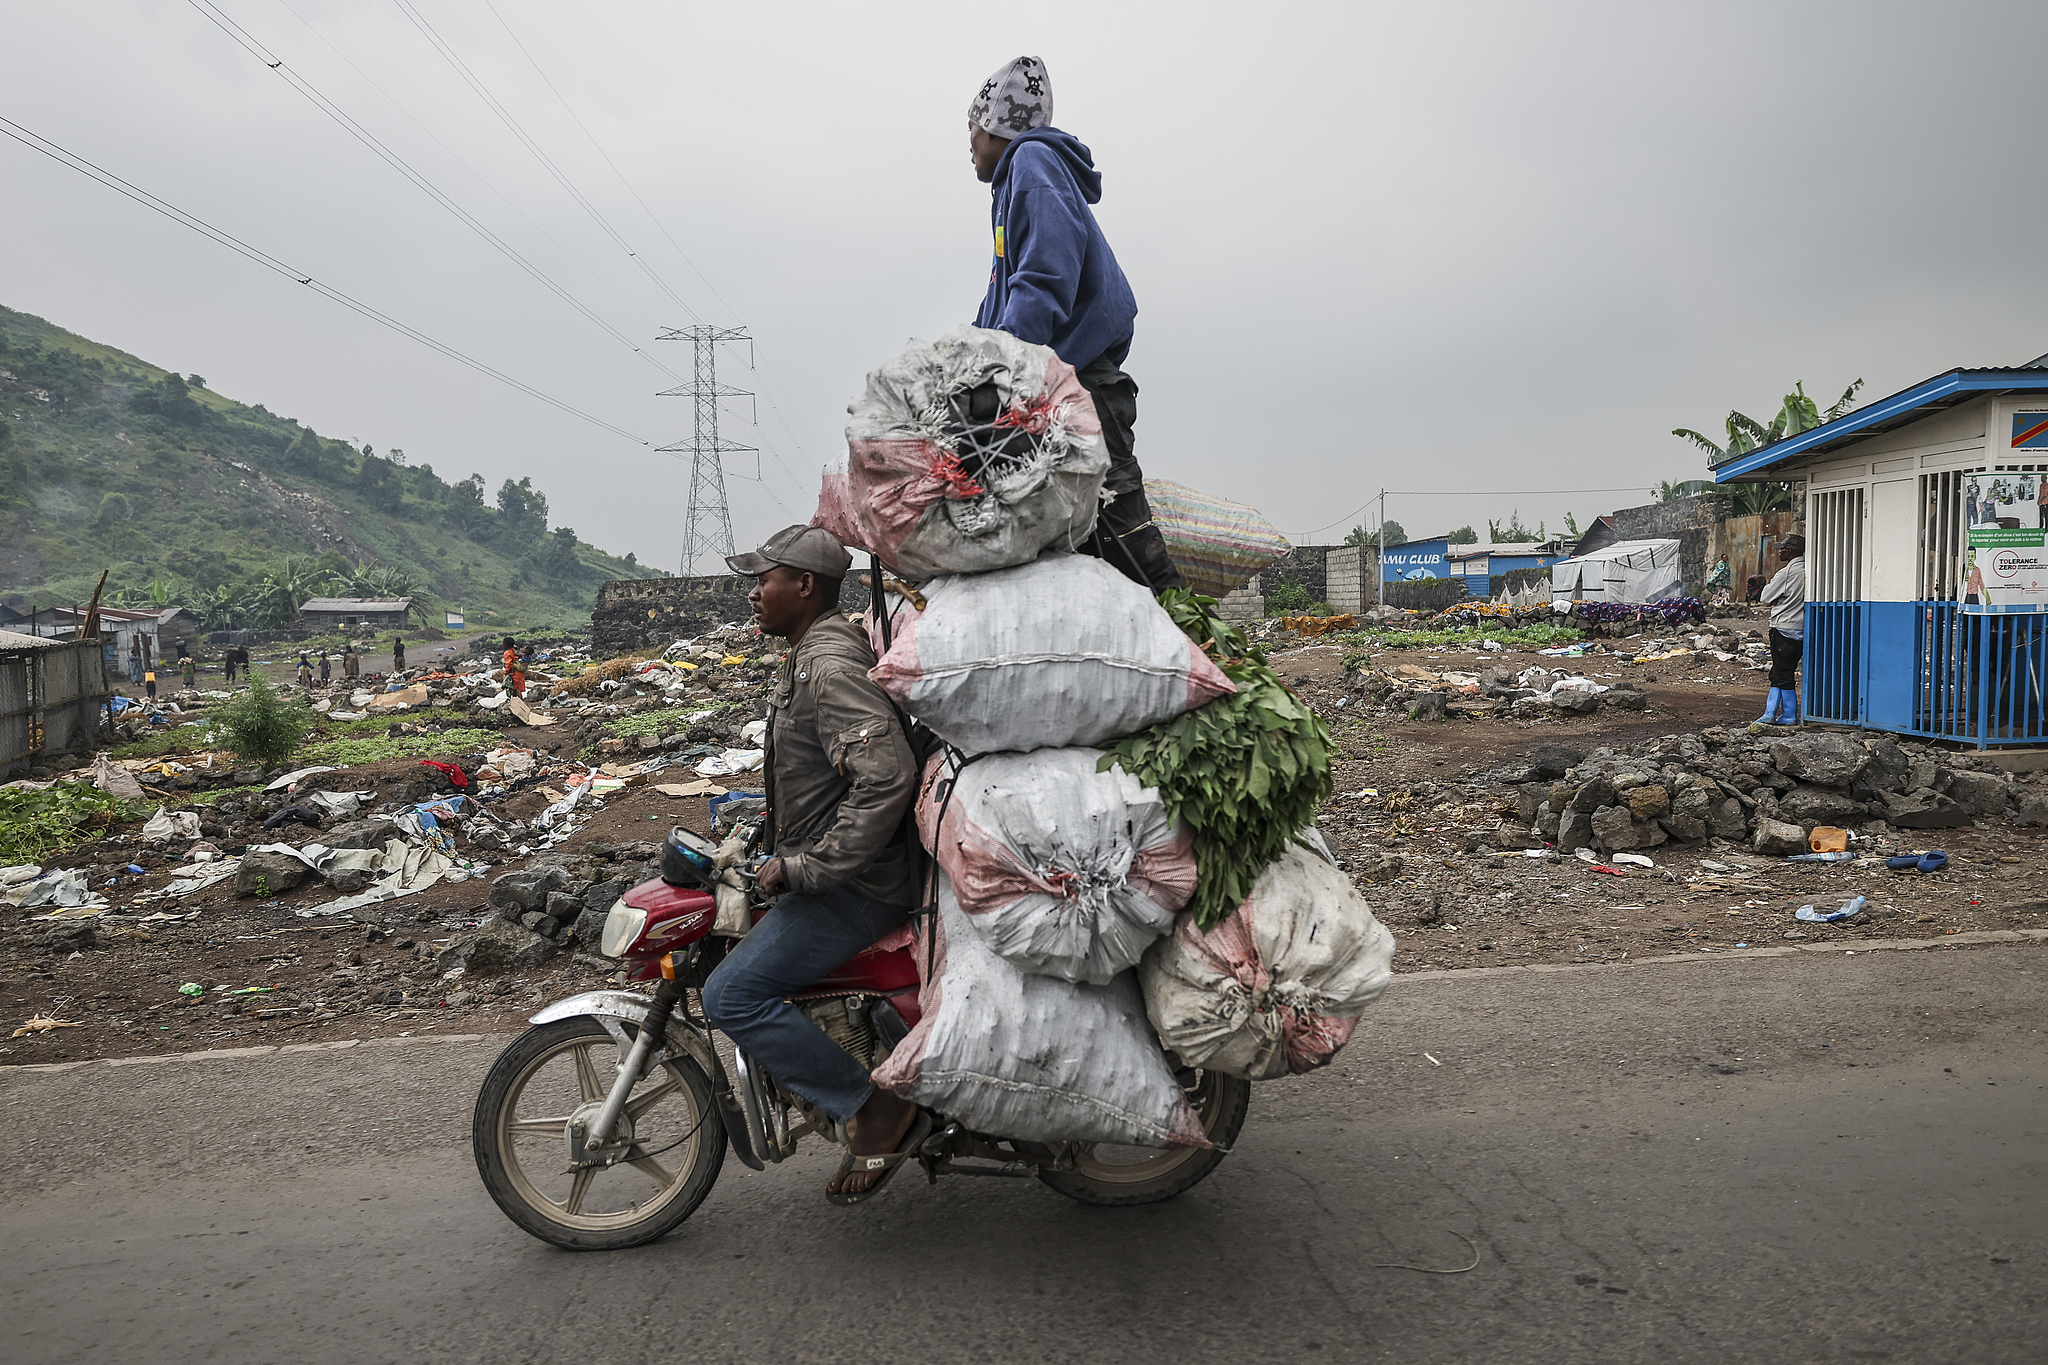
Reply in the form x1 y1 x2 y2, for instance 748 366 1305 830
1550 539 1683 604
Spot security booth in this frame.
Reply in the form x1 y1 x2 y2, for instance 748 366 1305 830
1714 365 2048 748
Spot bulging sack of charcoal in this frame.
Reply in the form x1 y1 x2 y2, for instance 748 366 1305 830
1140 843 1395 1081
821 325 1109 580
918 748 1195 985
871 554 1235 754
871 870 1211 1149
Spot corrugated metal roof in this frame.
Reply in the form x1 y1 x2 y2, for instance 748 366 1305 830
298 597 413 612
0 628 66 651
1713 367 2048 482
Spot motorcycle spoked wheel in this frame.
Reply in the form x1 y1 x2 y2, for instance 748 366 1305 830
474 1017 726 1250
1035 1068 1251 1206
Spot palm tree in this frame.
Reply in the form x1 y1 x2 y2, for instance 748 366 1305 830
1733 482 1799 518
251 556 325 627
1654 479 1715 503
1675 379 1864 467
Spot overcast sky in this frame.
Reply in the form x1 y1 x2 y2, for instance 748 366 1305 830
8 1 2048 567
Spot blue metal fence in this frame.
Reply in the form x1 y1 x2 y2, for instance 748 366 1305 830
1802 600 2048 747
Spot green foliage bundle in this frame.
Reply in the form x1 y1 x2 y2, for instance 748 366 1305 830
299 727 498 768
0 785 147 865
1100 591 1334 930
207 675 312 768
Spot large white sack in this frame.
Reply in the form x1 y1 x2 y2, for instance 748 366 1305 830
919 748 1194 984
816 326 1109 580
871 871 1211 1150
1140 843 1395 1081
870 554 1235 754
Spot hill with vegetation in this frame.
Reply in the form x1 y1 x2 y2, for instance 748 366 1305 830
0 303 663 632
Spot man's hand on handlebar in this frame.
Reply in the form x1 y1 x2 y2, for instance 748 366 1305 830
755 857 787 896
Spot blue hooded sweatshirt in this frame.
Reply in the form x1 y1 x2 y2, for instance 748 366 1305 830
974 127 1137 373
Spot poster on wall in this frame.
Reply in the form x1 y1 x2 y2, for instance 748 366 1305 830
1961 526 2048 614
1965 469 2046 530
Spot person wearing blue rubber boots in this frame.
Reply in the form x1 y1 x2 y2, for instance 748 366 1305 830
1757 534 1806 725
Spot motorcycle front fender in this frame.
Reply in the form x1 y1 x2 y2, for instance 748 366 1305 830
530 990 726 1089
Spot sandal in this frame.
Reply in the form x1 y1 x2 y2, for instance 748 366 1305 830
826 1109 933 1207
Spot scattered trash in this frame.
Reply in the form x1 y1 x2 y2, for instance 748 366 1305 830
140 806 202 844
1610 852 1654 868
1787 851 1856 863
178 982 205 996
10 1016 82 1037
1885 851 1949 873
1795 896 1868 924
1807 825 1850 853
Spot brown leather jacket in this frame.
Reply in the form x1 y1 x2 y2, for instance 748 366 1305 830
765 615 918 905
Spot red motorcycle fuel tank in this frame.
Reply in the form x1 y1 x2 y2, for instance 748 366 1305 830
603 878 717 958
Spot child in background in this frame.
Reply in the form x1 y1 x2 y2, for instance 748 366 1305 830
144 669 157 701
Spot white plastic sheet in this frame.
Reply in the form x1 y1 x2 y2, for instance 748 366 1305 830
871 871 1210 1149
1140 844 1395 1080
872 554 1235 754
918 748 1193 984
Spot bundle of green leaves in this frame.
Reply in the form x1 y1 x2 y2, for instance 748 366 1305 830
1100 591 1334 929
0 784 148 865
206 675 311 768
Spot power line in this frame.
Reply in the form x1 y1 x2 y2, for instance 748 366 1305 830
476 0 826 519
182 0 679 381
388 0 702 326
269 0 672 337
1290 486 1659 539
0 113 652 446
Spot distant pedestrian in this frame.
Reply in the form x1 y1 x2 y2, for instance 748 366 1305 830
144 669 158 701
224 650 238 686
1757 534 1806 726
343 644 359 679
392 637 406 674
180 655 196 689
501 637 526 698
297 654 314 688
128 637 144 684
318 652 331 684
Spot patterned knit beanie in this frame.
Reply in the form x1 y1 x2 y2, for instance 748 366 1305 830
969 56 1053 137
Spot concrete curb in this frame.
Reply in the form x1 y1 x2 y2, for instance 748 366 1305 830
6 929 2045 1076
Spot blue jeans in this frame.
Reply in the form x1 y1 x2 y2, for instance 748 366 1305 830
700 885 911 1123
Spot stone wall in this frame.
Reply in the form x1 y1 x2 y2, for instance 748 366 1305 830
1324 544 1374 613
1608 492 1737 596
592 574 870 655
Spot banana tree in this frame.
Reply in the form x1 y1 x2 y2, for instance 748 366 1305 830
1674 379 1864 468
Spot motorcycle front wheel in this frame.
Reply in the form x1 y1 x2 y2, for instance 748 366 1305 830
1036 1067 1251 1206
474 1017 726 1250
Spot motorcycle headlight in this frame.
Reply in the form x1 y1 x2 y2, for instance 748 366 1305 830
600 901 647 958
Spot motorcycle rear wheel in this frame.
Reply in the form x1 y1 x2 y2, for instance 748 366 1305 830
474 1017 725 1250
1036 1068 1250 1206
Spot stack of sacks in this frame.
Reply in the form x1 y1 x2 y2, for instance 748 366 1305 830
826 329 1248 1144
815 325 1109 580
1140 843 1395 1080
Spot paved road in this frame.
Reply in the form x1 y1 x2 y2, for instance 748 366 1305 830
5 945 2043 1364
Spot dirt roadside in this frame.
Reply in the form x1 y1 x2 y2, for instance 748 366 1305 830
7 613 2045 1066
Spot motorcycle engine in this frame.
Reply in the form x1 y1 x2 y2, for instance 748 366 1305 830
798 995 882 1069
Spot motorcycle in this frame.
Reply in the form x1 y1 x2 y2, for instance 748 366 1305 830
472 822 1250 1250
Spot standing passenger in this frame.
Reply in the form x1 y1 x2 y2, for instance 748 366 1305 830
1757 535 1806 725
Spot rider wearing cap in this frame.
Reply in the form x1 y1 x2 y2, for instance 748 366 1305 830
700 525 925 1203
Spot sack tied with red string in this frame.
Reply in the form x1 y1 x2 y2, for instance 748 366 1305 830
816 326 1108 580
917 747 1195 985
1139 843 1395 1080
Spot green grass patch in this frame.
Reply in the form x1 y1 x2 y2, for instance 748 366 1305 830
298 727 500 768
601 703 723 740
0 784 151 865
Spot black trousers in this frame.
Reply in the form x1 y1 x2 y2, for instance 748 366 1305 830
1768 628 1803 689
1073 357 1185 593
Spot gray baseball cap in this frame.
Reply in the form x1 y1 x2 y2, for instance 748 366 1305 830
726 524 853 578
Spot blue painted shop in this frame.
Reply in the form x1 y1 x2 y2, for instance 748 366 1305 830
1377 536 1567 597
1715 364 2048 748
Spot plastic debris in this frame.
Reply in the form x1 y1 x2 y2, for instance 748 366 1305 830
1610 852 1655 867
10 1016 82 1037
1795 895 1868 924
178 982 205 996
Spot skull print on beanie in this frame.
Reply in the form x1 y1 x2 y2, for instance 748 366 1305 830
969 56 1053 137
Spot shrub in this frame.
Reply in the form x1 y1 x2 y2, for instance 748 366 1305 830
207 675 311 767
1264 573 1311 616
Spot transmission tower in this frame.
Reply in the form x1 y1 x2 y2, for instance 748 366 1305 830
657 325 756 575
